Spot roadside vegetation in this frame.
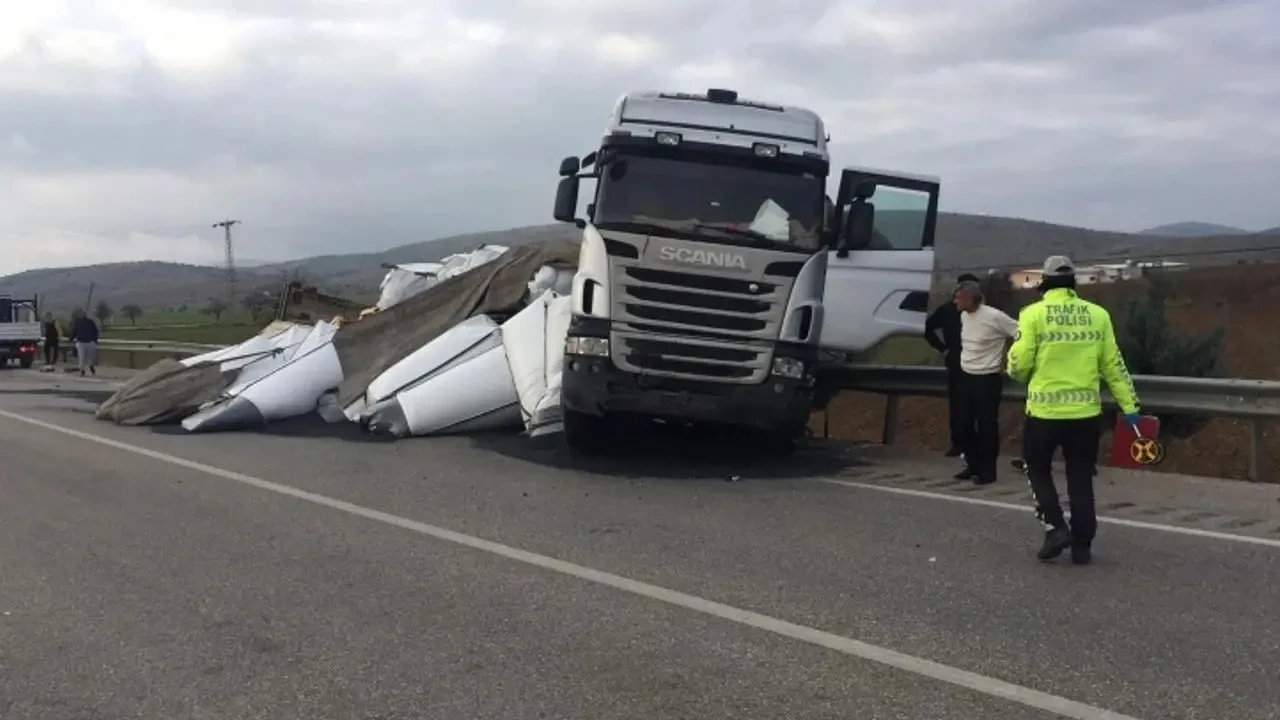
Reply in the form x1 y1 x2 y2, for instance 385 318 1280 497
64 296 276 350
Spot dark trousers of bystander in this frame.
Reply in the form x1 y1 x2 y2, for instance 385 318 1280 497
1023 416 1102 547
945 361 964 451
43 339 58 365
958 371 1004 479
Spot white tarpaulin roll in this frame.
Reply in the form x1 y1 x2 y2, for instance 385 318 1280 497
181 320 344 433
358 326 521 438
375 262 444 311
341 314 501 422
526 265 574 299
436 245 509 282
499 289 573 435
181 322 308 368
530 293 573 436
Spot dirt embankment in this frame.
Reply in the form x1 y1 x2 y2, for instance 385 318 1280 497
817 263 1280 482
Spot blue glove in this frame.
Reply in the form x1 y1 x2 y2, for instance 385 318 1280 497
1123 412 1142 429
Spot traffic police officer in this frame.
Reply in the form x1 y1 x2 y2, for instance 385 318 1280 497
1006 256 1141 564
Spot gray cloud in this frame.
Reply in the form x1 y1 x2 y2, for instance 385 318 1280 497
0 0 1277 275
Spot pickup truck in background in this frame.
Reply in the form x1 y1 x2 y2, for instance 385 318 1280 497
0 295 43 369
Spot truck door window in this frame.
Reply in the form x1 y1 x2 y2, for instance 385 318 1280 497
865 186 931 251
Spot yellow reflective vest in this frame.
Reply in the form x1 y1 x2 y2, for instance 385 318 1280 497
1006 288 1140 420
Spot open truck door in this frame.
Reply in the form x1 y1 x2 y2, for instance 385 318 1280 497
819 166 938 358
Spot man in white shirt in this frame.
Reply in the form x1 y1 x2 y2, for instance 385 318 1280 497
952 280 1019 485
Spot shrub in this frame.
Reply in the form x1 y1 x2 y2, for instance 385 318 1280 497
1113 275 1226 441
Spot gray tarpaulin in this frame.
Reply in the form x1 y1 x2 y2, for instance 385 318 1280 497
95 358 228 425
333 239 579 407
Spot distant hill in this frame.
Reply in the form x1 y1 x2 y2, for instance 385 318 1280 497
1259 226 1280 235
4 214 1279 313
0 261 262 315
1139 222 1249 237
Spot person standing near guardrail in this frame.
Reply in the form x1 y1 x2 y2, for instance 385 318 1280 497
951 280 1020 486
924 273 981 457
41 312 61 368
68 309 99 377
1006 255 1141 565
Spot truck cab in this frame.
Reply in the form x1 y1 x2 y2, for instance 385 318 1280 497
552 88 938 453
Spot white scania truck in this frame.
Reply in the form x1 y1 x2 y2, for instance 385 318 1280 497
552 88 938 452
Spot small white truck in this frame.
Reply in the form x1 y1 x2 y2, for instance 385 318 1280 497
0 295 42 369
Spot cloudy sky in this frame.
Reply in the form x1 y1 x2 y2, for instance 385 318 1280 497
1 0 1276 276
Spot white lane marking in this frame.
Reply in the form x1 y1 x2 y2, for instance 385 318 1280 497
0 408 1142 720
817 478 1280 549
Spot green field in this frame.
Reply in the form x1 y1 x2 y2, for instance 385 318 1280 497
103 322 263 346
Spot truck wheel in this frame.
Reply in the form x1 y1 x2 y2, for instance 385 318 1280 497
563 408 607 455
19 357 33 369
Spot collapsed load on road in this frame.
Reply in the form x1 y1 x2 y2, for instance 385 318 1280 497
93 240 579 438
94 322 309 426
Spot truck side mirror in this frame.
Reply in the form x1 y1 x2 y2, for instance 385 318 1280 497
836 201 876 258
854 178 877 200
558 156 581 177
553 176 580 224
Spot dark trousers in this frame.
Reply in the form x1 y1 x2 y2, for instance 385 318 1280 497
1024 416 1102 544
958 371 1004 476
945 362 964 450
43 339 58 365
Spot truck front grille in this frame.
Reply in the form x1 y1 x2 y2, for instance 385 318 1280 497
609 262 791 384
613 332 765 382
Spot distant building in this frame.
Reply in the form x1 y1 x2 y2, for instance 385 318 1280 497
1011 265 1105 289
1095 259 1190 281
1012 259 1189 289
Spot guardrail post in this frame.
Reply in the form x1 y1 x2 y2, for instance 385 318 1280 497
882 395 899 445
1249 419 1263 483
128 351 136 369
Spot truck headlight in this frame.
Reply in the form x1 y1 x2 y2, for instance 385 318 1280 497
565 336 609 357
771 357 805 379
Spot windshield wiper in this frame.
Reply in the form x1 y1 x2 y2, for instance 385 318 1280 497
608 217 796 249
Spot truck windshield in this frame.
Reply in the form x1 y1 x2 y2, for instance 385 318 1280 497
593 153 826 251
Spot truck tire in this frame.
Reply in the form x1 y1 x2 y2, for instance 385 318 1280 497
563 408 608 455
19 357 33 369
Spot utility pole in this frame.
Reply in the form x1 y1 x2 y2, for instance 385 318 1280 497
212 219 240 309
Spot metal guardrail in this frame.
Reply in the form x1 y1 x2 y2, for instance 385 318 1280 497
97 339 227 354
35 340 1280 481
56 339 228 368
834 364 1280 482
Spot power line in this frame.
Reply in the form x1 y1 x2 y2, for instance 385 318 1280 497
212 219 240 308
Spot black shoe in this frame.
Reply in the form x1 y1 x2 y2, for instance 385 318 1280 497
90 366 96 375
945 446 963 458
1037 528 1073 561
1071 544 1092 565
973 472 997 486
954 467 976 480
1010 458 1027 472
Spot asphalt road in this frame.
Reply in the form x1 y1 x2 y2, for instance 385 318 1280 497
1 372 1278 720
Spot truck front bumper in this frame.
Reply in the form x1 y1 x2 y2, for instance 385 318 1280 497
561 335 815 435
